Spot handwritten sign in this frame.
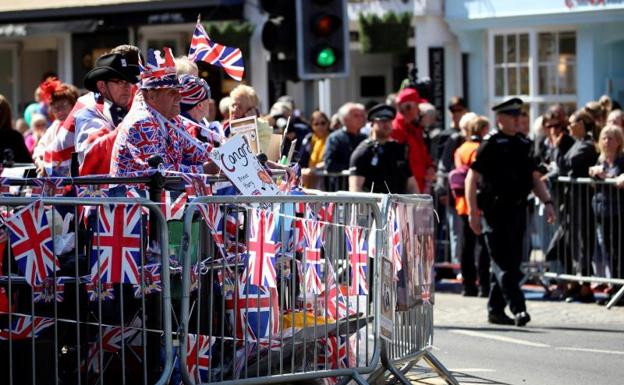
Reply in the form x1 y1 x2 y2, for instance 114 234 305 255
209 135 280 196
229 115 260 154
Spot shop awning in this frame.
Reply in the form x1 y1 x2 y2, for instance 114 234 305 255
0 0 244 23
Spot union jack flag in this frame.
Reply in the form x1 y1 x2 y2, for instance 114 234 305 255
86 324 140 373
224 279 279 341
133 263 161 298
389 209 402 276
84 281 115 302
5 200 59 286
189 20 245 81
32 277 66 303
185 333 215 382
321 261 353 320
303 215 325 294
244 209 280 288
346 225 368 296
316 203 334 246
0 315 55 340
91 204 142 285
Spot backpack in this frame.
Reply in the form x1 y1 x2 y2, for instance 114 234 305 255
448 164 470 197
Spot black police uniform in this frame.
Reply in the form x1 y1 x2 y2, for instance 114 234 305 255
350 139 412 194
471 130 536 316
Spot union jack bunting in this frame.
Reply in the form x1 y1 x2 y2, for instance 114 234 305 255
189 20 245 81
320 261 353 320
197 203 227 259
161 190 188 221
0 315 54 340
84 281 115 302
31 178 66 197
133 263 162 298
86 324 140 373
303 214 326 294
389 209 402 276
224 279 279 341
186 333 215 382
244 209 280 288
345 225 369 296
32 277 66 303
91 204 142 285
5 200 59 286
316 203 334 246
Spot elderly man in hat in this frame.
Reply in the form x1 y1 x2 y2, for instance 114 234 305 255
349 104 418 194
391 87 435 193
178 74 223 146
110 47 214 176
45 45 141 176
465 97 555 327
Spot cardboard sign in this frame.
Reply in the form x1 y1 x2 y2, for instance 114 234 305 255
209 135 279 196
229 115 260 154
380 257 394 341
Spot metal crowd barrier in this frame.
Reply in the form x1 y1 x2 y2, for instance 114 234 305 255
368 194 458 385
537 177 624 309
178 194 382 385
0 196 172 385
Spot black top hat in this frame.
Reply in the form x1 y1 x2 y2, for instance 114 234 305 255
368 104 396 121
83 53 140 92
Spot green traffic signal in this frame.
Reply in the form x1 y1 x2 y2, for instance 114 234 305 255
315 47 336 67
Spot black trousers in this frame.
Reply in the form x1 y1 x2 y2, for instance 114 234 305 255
459 214 490 290
483 204 527 315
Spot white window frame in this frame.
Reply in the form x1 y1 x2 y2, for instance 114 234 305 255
487 26 578 125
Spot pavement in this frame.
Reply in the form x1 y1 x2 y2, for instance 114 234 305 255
401 279 624 384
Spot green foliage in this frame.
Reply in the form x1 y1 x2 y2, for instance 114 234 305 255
358 11 411 54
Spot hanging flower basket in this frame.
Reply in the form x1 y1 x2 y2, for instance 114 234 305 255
358 11 411 54
203 21 255 53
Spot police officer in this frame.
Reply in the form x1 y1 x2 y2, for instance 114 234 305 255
465 98 555 326
349 104 418 194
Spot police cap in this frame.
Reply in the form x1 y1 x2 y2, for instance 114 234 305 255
492 97 524 116
368 104 396 121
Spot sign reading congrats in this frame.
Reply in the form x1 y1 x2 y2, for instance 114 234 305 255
209 135 280 196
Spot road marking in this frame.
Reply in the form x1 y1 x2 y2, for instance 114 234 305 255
449 329 551 348
556 347 624 355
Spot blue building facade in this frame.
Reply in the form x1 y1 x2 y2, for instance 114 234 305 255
445 0 624 120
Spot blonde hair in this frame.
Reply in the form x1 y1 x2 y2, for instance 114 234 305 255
458 111 477 134
175 56 199 76
230 84 259 107
598 124 624 162
218 96 232 117
467 116 489 138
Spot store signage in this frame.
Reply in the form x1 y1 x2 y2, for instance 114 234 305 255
428 47 445 128
0 24 27 37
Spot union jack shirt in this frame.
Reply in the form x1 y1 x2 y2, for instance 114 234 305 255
110 97 212 176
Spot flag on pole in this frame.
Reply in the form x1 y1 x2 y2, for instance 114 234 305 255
189 18 245 81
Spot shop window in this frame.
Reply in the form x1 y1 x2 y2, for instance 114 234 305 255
490 30 577 123
493 33 529 97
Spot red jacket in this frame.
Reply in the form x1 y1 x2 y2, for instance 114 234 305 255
391 113 433 192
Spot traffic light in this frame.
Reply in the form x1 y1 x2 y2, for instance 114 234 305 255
296 0 349 80
261 0 298 81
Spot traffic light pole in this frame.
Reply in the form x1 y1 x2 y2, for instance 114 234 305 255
302 80 316 118
318 79 332 117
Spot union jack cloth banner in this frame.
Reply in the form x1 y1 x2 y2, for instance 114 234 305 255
5 200 59 286
189 20 245 81
86 324 140 373
185 333 216 382
224 278 280 341
133 263 162 298
91 204 142 285
32 277 66 303
0 315 55 340
345 225 369 296
302 213 326 295
161 190 188 221
244 209 281 288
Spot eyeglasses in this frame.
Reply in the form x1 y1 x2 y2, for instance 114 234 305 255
107 79 131 87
